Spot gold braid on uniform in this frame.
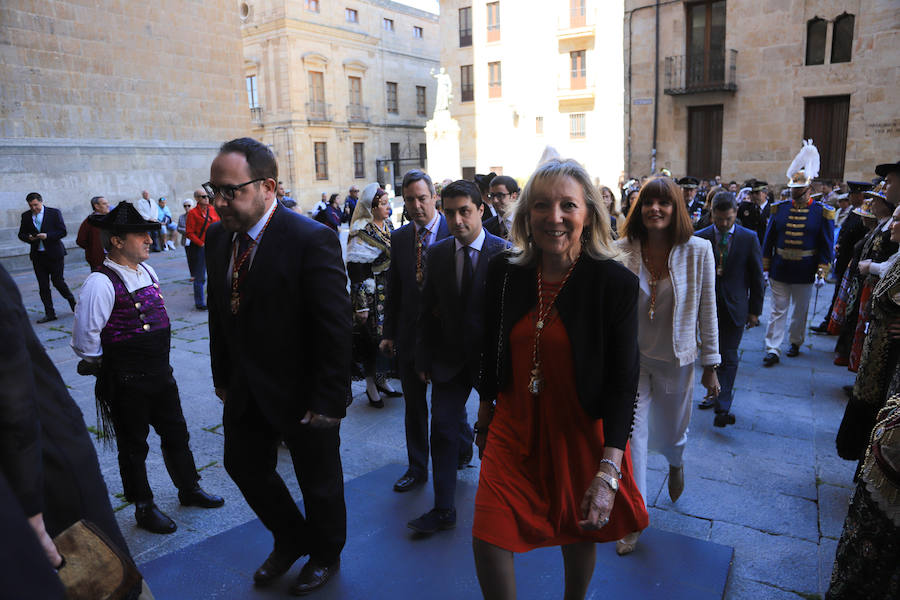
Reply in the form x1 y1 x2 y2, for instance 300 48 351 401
860 393 900 527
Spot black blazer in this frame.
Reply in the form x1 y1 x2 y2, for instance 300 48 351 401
480 254 639 450
695 224 765 327
18 207 68 260
834 212 867 278
483 215 509 239
415 231 509 384
206 203 351 427
382 214 450 358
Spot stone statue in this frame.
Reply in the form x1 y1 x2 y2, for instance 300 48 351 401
431 67 452 114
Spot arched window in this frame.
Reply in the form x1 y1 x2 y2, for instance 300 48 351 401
831 13 855 63
806 17 827 65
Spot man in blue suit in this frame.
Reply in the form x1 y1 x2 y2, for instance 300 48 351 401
18 193 77 323
696 192 765 426
408 180 508 533
381 170 471 492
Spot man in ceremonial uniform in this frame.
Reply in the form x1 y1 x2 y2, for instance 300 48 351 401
810 180 873 334
678 176 704 218
72 201 224 534
761 141 835 366
737 180 770 245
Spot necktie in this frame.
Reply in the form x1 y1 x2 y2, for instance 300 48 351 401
460 246 474 299
34 212 44 251
717 231 729 274
230 233 254 314
416 226 430 285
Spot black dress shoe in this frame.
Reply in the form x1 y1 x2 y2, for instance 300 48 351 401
195 304 208 311
134 502 177 534
786 344 800 357
36 314 57 324
810 321 830 334
375 376 403 398
713 412 736 428
289 558 340 596
698 398 715 410
763 352 780 367
408 508 457 534
254 548 305 586
458 444 473 470
393 472 425 492
178 485 225 508
366 388 384 409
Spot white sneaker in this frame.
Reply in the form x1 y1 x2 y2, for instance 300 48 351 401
167 240 176 250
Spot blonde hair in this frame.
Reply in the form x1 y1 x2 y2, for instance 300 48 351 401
509 158 619 266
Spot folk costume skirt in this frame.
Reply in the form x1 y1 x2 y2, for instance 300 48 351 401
472 311 648 552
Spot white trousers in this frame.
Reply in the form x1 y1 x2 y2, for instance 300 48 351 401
630 355 695 504
764 279 813 355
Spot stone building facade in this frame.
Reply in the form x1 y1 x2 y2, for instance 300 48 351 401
0 0 250 265
437 0 625 190
625 0 899 186
241 0 439 210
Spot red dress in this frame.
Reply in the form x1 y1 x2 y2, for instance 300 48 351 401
472 290 649 552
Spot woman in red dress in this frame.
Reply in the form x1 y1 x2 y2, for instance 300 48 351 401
473 158 648 599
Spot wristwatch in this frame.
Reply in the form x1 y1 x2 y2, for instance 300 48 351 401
596 471 619 492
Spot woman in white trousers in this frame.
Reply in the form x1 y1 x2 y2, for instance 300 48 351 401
615 176 721 555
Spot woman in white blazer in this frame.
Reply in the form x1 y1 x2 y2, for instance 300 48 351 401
614 176 721 555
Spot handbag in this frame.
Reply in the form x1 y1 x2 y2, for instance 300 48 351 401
53 519 142 600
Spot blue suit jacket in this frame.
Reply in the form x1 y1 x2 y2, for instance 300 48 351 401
415 231 509 384
382 214 451 360
761 200 835 284
696 224 765 327
18 207 68 260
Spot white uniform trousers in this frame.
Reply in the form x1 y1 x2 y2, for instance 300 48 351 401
630 355 695 504
764 279 812 355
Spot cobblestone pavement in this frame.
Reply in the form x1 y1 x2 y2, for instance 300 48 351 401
11 243 855 600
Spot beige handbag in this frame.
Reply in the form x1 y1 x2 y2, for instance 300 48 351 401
53 520 142 600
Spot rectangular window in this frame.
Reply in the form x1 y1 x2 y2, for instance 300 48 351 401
490 166 503 175
386 81 398 114
831 14 855 64
570 0 586 28
462 166 476 181
486 2 500 42
570 50 586 89
535 116 544 135
348 76 363 120
804 95 850 180
308 71 326 119
806 18 827 65
383 18 394 31
416 85 427 116
314 142 328 180
345 8 358 23
419 143 427 168
459 7 472 47
569 113 586 139
353 143 365 179
488 61 502 98
460 65 474 102
414 26 423 38
687 104 723 179
390 143 400 179
246 75 259 109
686 0 726 86
305 0 319 12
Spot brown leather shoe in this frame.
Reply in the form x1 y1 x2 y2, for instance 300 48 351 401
668 465 685 502
289 558 340 596
253 548 304 586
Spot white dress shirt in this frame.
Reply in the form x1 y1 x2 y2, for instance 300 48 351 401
228 197 278 280
72 258 160 359
415 211 441 247
454 228 486 291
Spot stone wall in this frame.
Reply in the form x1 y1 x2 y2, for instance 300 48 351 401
0 0 250 263
624 0 899 185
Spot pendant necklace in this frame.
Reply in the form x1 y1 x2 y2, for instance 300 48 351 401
529 255 580 396
641 246 667 321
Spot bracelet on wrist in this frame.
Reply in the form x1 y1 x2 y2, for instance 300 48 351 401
597 458 622 479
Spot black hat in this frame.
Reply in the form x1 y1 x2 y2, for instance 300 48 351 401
846 181 874 193
676 176 699 189
875 161 900 178
88 201 161 232
751 180 768 193
473 172 497 193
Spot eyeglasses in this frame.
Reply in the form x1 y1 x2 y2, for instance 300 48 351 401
487 192 509 201
202 179 264 202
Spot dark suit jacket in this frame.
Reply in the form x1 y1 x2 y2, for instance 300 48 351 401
480 254 639 450
382 214 450 359
206 203 351 428
415 231 509 384
834 212 867 279
18 207 68 260
483 215 509 239
695 224 765 328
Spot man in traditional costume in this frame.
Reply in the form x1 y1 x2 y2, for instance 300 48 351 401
72 201 223 534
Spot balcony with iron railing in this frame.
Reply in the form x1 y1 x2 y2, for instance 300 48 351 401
250 106 263 125
557 6 595 40
305 101 332 123
347 103 370 124
664 49 737 95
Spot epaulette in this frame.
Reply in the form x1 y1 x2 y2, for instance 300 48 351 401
822 205 836 221
770 201 786 216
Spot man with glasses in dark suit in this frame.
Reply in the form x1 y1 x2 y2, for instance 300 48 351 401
483 175 518 239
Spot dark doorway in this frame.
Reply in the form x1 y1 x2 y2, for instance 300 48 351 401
804 95 850 181
687 104 723 179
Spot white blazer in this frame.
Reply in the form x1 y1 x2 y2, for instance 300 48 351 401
616 236 721 367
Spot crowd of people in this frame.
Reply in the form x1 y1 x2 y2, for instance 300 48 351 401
4 137 898 599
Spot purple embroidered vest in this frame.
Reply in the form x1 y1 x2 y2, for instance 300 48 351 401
99 264 170 346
